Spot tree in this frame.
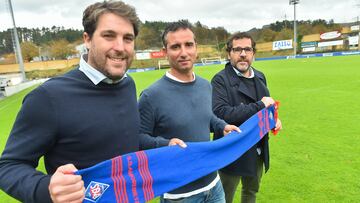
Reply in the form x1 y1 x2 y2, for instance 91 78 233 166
20 41 38 62
258 29 276 42
274 28 293 41
194 21 211 44
136 26 162 50
270 21 284 32
298 23 313 36
312 24 328 34
1 53 16 64
212 27 229 42
0 29 14 55
49 39 76 59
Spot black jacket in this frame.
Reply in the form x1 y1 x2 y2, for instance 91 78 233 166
211 62 270 176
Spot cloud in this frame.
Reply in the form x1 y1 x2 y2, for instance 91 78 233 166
1 0 358 32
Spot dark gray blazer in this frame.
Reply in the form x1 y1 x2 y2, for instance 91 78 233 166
211 62 270 176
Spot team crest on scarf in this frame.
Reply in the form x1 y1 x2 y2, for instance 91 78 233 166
269 111 273 120
84 181 110 202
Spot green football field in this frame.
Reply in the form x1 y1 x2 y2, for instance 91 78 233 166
1 55 360 202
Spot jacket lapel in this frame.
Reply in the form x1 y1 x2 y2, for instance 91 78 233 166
253 71 270 99
225 63 257 102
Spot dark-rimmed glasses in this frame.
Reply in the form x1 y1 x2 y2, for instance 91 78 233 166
231 47 253 54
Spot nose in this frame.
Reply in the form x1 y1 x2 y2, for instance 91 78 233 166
240 49 247 56
113 37 125 51
179 46 187 58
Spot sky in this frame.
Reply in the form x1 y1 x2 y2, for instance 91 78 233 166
0 0 359 33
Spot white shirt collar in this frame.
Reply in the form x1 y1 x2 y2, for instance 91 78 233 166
79 54 127 85
165 71 196 83
232 66 254 78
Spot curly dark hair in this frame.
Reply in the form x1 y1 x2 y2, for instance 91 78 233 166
226 32 256 53
82 0 140 38
161 20 195 47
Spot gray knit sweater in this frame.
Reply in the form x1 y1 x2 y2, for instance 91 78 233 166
138 74 226 194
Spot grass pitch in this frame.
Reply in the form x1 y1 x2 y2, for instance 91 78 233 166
1 55 360 202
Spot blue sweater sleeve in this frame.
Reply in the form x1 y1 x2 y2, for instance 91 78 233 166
138 91 170 150
0 86 56 203
210 113 227 134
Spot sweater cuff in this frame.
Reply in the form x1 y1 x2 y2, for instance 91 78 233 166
34 175 52 203
156 137 171 148
257 100 266 110
220 121 227 133
215 120 227 136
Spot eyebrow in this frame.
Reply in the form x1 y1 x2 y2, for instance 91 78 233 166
169 43 180 48
124 33 135 38
100 30 116 35
100 30 134 37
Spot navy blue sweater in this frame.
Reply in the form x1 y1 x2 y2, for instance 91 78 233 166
139 75 226 195
0 69 140 203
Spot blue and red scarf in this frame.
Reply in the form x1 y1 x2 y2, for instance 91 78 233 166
76 104 278 203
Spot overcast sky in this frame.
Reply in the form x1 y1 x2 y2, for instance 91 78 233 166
0 0 359 33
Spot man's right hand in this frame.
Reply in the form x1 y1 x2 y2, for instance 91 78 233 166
169 138 187 148
49 164 85 203
261 96 275 108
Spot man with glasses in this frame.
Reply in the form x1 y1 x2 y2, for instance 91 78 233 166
211 32 282 203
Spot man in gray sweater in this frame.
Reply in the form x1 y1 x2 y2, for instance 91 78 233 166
138 20 240 203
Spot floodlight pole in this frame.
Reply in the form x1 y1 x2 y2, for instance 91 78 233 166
8 0 26 82
289 0 299 56
358 4 360 50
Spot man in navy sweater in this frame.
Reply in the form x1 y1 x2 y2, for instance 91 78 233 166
0 1 141 203
138 20 240 203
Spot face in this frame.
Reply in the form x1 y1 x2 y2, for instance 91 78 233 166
228 38 255 75
83 12 135 80
164 28 197 75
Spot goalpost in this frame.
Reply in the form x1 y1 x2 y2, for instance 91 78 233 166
158 57 225 69
158 59 170 70
200 56 225 65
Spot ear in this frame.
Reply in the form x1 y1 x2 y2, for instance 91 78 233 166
195 42 198 58
83 32 91 49
162 47 167 56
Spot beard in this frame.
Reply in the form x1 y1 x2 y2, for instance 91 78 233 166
89 50 133 81
237 63 250 73
232 57 251 73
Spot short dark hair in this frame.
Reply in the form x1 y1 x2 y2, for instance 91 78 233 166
161 20 195 47
226 32 256 53
82 0 140 39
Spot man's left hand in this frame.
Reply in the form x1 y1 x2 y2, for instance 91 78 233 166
223 125 241 136
274 119 282 132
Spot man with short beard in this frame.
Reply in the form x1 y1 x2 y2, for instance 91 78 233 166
0 1 141 203
211 32 282 203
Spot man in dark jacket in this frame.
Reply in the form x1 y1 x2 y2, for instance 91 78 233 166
211 32 282 203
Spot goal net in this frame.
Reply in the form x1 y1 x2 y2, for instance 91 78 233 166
158 59 170 70
200 56 224 65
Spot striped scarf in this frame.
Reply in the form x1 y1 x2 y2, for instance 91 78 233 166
76 104 278 203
